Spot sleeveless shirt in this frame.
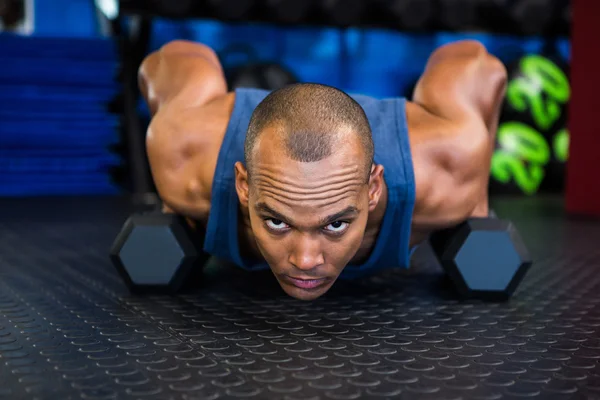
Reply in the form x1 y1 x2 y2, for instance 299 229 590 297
202 88 416 279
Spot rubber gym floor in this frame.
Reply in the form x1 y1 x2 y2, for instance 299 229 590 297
0 195 599 400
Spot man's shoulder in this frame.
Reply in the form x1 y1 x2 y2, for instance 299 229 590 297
404 100 463 138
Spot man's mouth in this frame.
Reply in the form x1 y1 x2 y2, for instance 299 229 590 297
282 275 329 290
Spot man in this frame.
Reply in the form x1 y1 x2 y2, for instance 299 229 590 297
139 39 507 301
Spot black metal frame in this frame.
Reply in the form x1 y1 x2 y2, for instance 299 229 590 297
112 15 158 208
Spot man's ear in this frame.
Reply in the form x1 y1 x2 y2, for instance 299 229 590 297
368 164 384 212
234 161 250 207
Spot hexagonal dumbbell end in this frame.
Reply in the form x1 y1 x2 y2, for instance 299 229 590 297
110 212 206 294
429 218 533 301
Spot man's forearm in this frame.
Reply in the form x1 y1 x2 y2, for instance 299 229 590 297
137 40 227 116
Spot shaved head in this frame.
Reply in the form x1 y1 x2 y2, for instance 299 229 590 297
244 83 374 181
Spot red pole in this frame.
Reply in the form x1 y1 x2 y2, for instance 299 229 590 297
565 0 600 217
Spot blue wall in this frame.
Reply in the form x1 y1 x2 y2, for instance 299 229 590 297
145 19 570 100
30 0 570 100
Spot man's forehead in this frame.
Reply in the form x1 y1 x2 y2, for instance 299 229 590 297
254 180 360 219
251 166 365 198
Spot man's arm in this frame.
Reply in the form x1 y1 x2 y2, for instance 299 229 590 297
409 40 508 231
138 40 228 216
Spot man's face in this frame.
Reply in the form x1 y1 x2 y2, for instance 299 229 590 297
235 128 384 300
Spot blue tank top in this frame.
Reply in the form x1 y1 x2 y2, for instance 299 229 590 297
202 88 416 279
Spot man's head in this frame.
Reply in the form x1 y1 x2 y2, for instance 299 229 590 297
234 83 385 300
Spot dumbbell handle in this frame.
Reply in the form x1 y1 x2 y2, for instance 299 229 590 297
142 201 203 234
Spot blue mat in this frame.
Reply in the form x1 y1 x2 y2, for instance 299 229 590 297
0 131 119 147
0 61 118 86
0 173 115 182
0 35 123 196
0 155 121 173
0 99 113 114
0 110 119 123
0 35 118 59
0 84 120 100
1 118 119 131
0 148 119 157
0 182 120 196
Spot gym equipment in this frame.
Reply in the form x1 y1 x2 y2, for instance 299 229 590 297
557 0 571 36
220 44 298 91
490 52 570 196
509 0 558 36
385 0 435 30
110 210 208 294
0 35 121 196
437 0 478 31
478 0 567 36
477 0 508 31
318 0 365 26
139 0 257 20
207 0 256 20
150 0 194 18
429 213 532 301
264 0 313 24
229 63 298 91
121 0 569 36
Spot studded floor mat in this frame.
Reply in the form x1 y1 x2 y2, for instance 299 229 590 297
0 196 599 400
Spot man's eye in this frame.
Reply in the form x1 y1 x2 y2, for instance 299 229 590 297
265 219 289 231
324 221 349 233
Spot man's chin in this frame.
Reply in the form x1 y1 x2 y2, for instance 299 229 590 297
277 278 335 300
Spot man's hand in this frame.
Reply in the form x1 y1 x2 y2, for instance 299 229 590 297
139 41 229 226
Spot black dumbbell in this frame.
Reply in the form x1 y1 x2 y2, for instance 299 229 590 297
110 209 209 294
429 211 532 301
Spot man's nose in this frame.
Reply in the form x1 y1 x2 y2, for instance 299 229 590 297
288 234 325 271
